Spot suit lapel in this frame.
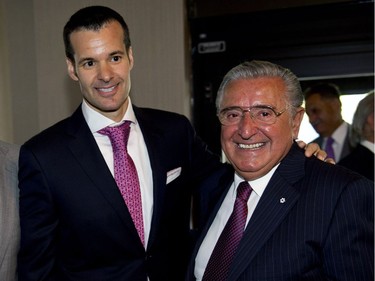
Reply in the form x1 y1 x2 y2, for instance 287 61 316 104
133 107 168 248
199 172 234 241
187 168 234 279
227 143 306 281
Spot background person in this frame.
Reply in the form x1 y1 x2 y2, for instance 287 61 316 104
304 82 353 161
187 61 374 281
338 91 374 181
0 140 20 281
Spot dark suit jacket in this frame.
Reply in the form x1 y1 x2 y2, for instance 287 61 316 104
18 105 220 281
338 144 374 182
187 143 374 281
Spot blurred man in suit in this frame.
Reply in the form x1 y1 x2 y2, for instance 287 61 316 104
0 140 20 281
187 61 374 281
338 91 374 181
304 83 353 161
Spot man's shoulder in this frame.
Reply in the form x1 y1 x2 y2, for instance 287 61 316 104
0 141 20 157
134 106 192 129
304 152 373 189
21 112 81 153
135 105 188 120
0 141 20 168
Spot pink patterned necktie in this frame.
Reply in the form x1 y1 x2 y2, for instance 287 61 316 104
325 136 335 161
98 121 145 246
202 181 252 281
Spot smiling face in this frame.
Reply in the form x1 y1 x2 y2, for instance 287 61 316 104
220 77 304 180
66 20 134 122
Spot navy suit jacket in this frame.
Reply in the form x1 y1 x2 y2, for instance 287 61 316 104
18 105 220 281
338 144 374 182
187 143 374 281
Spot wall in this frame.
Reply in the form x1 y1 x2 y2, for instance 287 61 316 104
0 0 12 141
0 0 189 144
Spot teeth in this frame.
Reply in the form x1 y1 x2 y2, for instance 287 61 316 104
238 143 264 149
98 86 116 93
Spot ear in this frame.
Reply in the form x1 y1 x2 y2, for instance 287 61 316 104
66 58 79 81
127 47 134 70
330 98 342 110
292 107 305 139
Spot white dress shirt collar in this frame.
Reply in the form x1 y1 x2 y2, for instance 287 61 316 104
81 97 137 132
233 163 279 198
330 121 348 145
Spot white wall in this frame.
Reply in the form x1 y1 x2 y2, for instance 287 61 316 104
0 0 189 144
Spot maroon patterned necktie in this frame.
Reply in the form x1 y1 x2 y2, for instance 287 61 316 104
202 181 252 281
99 121 145 246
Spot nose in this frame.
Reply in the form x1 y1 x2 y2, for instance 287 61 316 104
98 62 113 82
237 112 257 138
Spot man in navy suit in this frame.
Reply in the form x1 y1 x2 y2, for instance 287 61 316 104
17 6 222 281
17 6 329 281
187 61 374 281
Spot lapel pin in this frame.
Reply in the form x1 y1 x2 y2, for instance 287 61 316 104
280 198 286 203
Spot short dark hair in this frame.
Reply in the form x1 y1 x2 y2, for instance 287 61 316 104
304 83 341 100
63 6 131 62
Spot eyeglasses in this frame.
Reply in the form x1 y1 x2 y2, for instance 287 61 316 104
218 105 287 126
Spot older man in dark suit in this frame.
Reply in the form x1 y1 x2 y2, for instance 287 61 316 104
0 140 19 281
187 61 374 281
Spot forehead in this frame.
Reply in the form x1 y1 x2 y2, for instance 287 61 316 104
305 94 327 108
222 77 286 106
69 21 125 54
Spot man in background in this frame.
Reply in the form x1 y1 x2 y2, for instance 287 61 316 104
0 140 20 281
304 83 353 161
338 91 374 181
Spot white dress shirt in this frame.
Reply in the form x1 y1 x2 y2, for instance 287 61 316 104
194 165 279 280
81 98 153 248
323 121 349 161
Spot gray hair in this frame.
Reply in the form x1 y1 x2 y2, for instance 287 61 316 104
216 60 303 115
349 91 374 146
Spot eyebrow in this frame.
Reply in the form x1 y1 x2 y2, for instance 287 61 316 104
77 50 126 65
221 105 277 110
